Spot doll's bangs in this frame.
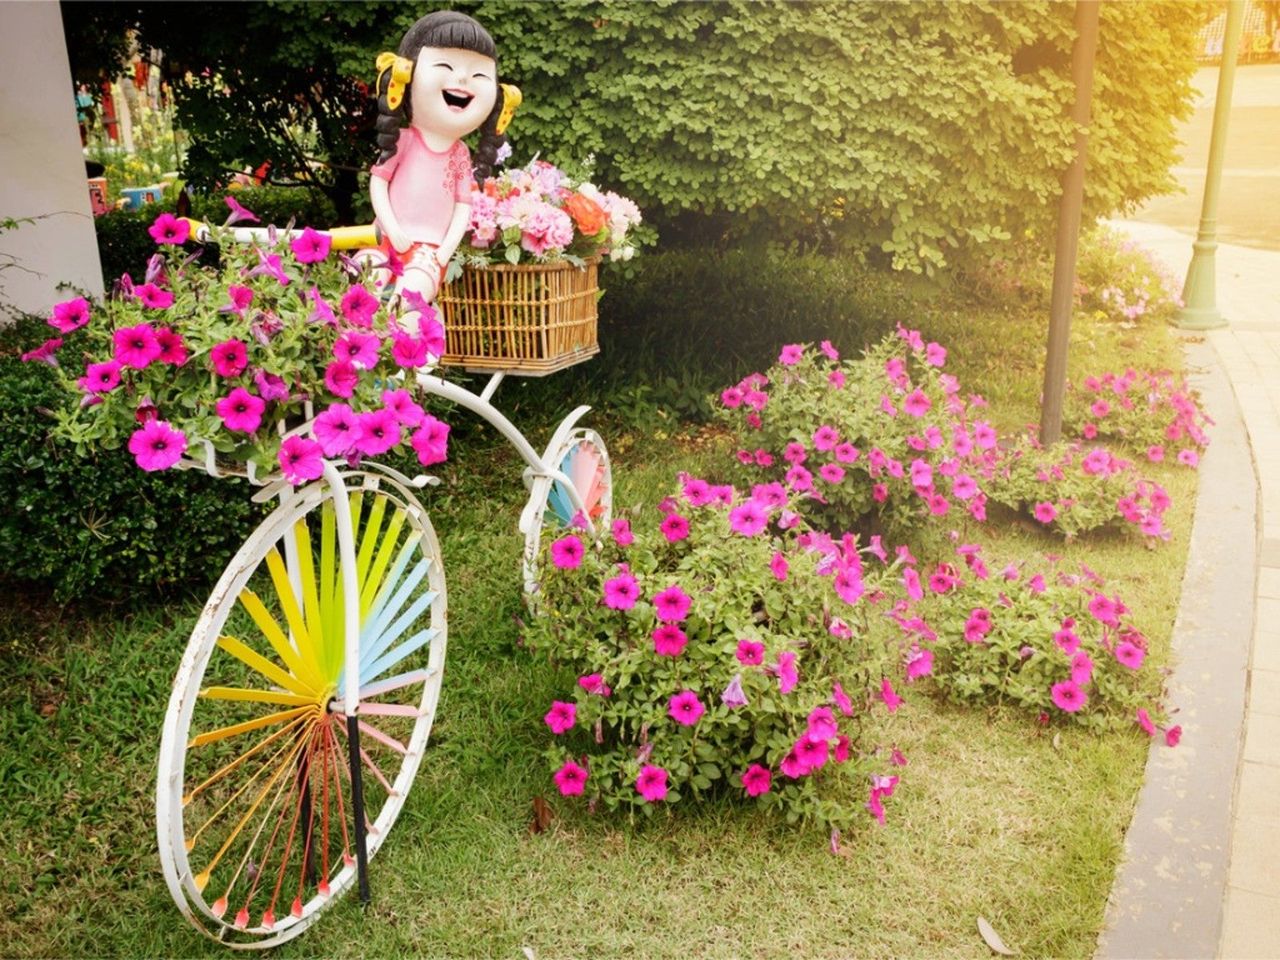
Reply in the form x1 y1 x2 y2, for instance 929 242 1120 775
400 12 497 63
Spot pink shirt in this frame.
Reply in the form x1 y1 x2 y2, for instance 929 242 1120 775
371 127 474 245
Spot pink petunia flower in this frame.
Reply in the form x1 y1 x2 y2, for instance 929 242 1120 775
410 415 450 466
611 517 634 547
925 341 947 367
133 283 174 310
770 552 789 582
278 435 325 485
80 359 122 394
740 764 772 797
554 759 589 796
220 284 254 316
832 681 854 716
154 327 188 365
1115 641 1145 670
312 403 359 457
780 749 809 779
778 343 803 365
776 650 799 694
807 707 838 741
550 534 584 570
813 425 840 451
21 337 63 366
653 584 692 623
223 195 260 225
728 500 767 536
354 408 401 456
243 248 290 285
49 296 91 333
1054 626 1081 656
736 639 765 666
819 463 846 485
603 571 640 610
544 701 576 735
334 330 381 370
290 227 331 264
1136 708 1156 736
660 513 690 543
1033 501 1058 524
1147 445 1165 463
340 285 379 327
210 339 249 377
381 388 424 427
148 212 190 245
653 624 688 656
636 765 669 802
1176 449 1200 468
324 359 360 398
390 331 429 368
1071 651 1094 686
905 648 933 681
127 419 187 472
902 389 932 417
794 735 829 772
578 674 612 697
880 677 903 713
1051 679 1087 713
113 323 162 369
215 388 266 433
820 339 840 361
1165 725 1182 747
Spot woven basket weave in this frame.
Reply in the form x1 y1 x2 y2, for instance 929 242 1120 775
436 258 600 375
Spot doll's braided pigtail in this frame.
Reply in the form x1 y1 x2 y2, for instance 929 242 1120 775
472 83 520 182
374 53 414 164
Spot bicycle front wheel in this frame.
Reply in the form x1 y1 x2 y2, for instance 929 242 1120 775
156 467 447 948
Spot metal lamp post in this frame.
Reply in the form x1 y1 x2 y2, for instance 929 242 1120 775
1177 0 1246 330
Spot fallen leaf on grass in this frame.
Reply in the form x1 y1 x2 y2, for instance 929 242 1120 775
977 916 1016 955
1052 732 1062 751
529 796 553 834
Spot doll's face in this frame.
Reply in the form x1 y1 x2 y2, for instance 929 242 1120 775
409 46 498 141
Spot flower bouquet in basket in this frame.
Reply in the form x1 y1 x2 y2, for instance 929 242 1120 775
27 204 453 483
437 156 646 373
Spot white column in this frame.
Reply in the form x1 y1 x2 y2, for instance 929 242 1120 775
0 0 105 322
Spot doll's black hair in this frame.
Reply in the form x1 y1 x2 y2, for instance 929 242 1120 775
374 10 507 181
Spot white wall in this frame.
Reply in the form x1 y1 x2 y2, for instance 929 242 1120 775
0 0 104 320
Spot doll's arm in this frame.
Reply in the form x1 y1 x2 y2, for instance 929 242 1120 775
370 177 411 253
436 202 472 266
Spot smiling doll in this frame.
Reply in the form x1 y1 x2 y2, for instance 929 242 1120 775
370 11 518 317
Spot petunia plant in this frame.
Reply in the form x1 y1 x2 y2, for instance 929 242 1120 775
28 207 452 483
716 328 999 536
1062 368 1211 465
896 545 1178 740
522 472 923 835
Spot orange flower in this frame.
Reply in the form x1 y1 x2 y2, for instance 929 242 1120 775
562 192 607 236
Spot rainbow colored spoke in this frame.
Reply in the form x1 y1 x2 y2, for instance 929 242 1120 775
360 628 439 688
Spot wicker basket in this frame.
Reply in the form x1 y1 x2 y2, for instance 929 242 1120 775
436 258 600 375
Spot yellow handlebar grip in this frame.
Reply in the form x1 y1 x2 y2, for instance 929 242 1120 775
324 225 380 250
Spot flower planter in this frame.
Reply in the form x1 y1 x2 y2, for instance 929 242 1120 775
436 258 600 376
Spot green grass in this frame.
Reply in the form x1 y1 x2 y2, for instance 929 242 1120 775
0 291 1196 958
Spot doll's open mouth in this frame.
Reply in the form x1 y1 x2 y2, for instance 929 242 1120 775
442 89 474 111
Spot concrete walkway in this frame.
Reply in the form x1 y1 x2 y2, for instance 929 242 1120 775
1102 219 1280 959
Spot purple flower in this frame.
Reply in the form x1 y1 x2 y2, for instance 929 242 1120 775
243 248 290 285
721 673 748 708
223 195 260 226
254 369 290 402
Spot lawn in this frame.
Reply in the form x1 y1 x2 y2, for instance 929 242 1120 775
0 278 1197 958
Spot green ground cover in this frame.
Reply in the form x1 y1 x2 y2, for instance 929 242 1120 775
0 264 1196 958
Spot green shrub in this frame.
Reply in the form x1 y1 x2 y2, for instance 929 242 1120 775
522 477 911 832
0 319 262 604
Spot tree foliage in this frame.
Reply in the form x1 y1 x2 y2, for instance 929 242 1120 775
65 0 1202 272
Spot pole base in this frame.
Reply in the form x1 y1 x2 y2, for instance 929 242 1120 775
1175 306 1229 331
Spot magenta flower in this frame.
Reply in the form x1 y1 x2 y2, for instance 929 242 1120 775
151 327 188 366
148 212 190 245
776 650 799 694
21 337 63 366
603 571 640 610
544 700 576 735
1115 641 1145 670
653 584 692 623
215 388 266 433
902 389 931 417
341 285 379 327
1088 593 1121 627
785 465 813 492
1165 725 1182 747
652 623 688 656
134 283 175 310
1176 449 1200 468
769 552 789 582
334 330 382 370
795 735 829 772
905 648 933 681
636 765 669 802
721 673 748 708
223 194 260 225
829 369 846 389
417 312 446 359
49 296 91 332
1051 679 1087 713
880 677 903 713
210 339 249 377
324 359 359 398
1147 445 1165 463
736 639 765 666
780 749 808 779
550 534 585 570
1071 651 1094 686
668 690 705 726
813 425 840 451
778 343 803 365
554 759 588 796
127 419 187 472
1136 708 1156 736
832 681 854 716
752 482 787 508
80 359 122 394
410 415 450 466
313 403 359 457
112 323 162 369
354 408 401 456
290 227 331 264
660 513 690 543
740 764 772 797
925 341 947 367
611 517 634 547
807 707 838 741
728 500 767 536
277 436 324 485
1033 501 1058 524
721 387 744 408
308 287 336 325
1054 626 1081 655
389 331 428 368
243 248 290 285
834 564 864 605
221 284 254 315
578 674 612 697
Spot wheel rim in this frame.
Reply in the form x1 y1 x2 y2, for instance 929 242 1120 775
522 428 612 596
157 471 446 948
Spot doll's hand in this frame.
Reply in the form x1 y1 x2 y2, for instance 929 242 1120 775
386 226 412 254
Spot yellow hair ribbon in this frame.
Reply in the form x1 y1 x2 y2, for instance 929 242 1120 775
375 52 415 111
496 83 522 135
